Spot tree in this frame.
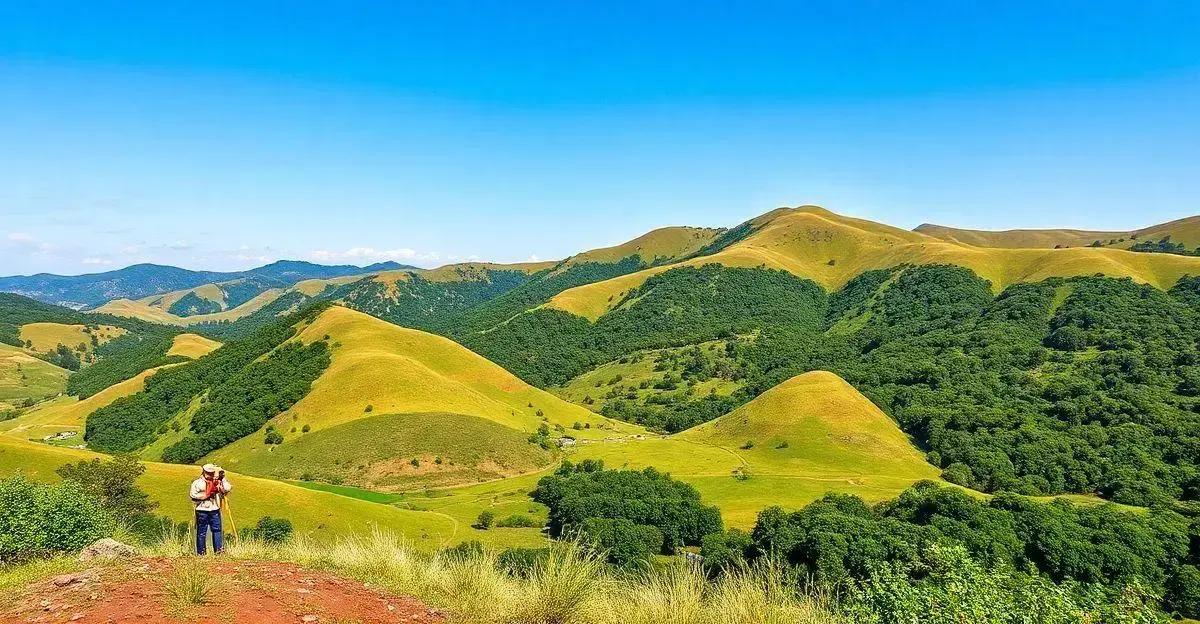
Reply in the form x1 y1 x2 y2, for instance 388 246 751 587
56 455 156 521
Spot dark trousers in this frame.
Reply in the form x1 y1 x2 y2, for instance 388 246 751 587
196 509 223 554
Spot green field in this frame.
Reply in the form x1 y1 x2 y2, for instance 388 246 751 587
0 435 458 547
211 411 555 491
0 343 67 407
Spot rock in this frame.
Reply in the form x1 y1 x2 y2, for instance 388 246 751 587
78 538 136 562
52 573 83 587
301 616 319 623
70 614 85 622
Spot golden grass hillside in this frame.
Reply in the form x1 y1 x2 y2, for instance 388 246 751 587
547 206 1200 319
165 333 222 358
569 370 939 527
916 214 1200 249
208 306 638 487
18 322 126 353
556 226 723 268
0 343 68 407
0 365 173 440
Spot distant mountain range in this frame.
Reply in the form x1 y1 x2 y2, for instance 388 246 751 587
0 260 415 308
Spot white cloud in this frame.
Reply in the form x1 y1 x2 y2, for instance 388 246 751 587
81 257 113 266
527 254 542 262
167 240 192 250
309 247 443 265
5 231 52 254
7 232 34 242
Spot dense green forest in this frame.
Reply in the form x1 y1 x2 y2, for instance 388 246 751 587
65 334 185 398
461 264 825 387
85 303 330 456
453 264 1200 507
332 268 533 331
531 460 724 566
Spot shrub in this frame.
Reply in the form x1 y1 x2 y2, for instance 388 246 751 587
248 516 293 544
0 475 111 562
474 510 496 530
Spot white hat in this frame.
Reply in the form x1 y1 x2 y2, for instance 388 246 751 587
201 463 221 474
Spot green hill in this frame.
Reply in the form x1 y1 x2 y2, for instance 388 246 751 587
546 206 1200 320
207 305 634 490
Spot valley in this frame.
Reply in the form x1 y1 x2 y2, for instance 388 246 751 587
4 204 1200 618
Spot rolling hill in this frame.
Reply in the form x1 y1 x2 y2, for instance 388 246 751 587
571 370 939 526
916 214 1200 250
0 333 221 441
546 206 1200 320
0 342 68 408
202 305 635 490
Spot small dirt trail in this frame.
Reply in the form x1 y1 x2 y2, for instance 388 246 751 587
2 557 444 624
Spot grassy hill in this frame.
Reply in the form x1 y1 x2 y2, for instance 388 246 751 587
18 322 126 353
916 214 1200 250
165 333 222 358
554 226 722 269
1 334 219 441
571 370 939 526
0 435 456 546
206 305 635 489
547 206 1200 319
0 343 68 408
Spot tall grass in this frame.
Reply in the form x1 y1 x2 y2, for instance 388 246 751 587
151 529 843 624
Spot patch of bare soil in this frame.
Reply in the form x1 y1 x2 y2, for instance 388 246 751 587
3 557 444 624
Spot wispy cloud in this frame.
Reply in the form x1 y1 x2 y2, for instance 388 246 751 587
81 257 114 266
308 246 443 265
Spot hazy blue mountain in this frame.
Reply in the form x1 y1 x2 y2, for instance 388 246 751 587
0 260 415 308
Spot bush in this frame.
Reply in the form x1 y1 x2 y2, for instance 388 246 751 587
474 510 495 530
495 514 540 528
56 455 156 520
248 516 293 544
575 517 664 568
0 475 112 562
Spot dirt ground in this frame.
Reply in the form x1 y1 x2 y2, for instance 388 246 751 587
3 557 445 624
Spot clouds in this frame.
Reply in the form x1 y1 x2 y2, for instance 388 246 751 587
308 246 445 266
5 231 54 255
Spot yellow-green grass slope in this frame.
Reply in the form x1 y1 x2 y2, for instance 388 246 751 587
916 214 1200 250
554 226 723 270
0 333 219 441
208 306 638 489
18 322 126 353
0 343 68 408
571 370 939 527
548 206 1200 320
166 333 222 358
552 339 746 413
0 435 456 547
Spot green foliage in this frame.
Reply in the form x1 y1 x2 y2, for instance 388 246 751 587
0 475 111 562
474 510 495 530
841 543 1166 624
167 291 222 316
747 481 1198 618
66 334 183 398
467 264 827 387
495 513 540 528
247 516 293 544
162 340 329 463
574 517 664 568
86 303 330 456
56 455 156 520
334 268 534 331
532 460 723 554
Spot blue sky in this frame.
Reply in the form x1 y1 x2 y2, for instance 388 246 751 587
1 1 1197 275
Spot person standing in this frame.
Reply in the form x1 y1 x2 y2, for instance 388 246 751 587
190 463 232 554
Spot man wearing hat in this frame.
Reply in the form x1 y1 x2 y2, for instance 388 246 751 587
190 463 232 554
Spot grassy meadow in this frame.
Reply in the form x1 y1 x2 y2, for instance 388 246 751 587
18 322 126 352
0 342 67 407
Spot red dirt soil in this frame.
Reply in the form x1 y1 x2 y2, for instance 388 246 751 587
2 557 445 624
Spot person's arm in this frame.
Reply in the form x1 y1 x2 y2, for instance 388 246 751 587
220 477 232 495
189 479 207 501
